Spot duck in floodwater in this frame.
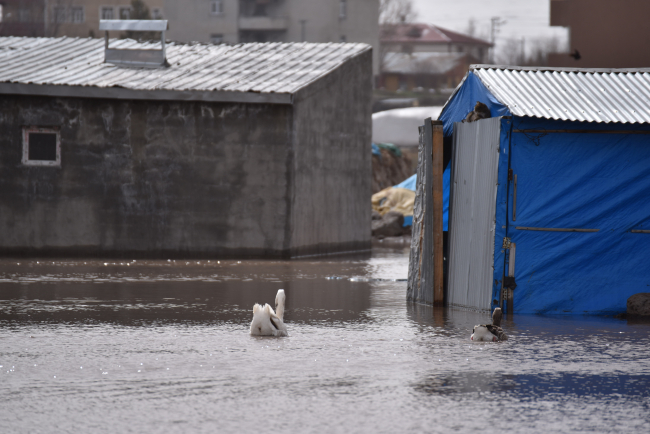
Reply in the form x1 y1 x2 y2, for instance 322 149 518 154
250 289 288 337
471 308 508 342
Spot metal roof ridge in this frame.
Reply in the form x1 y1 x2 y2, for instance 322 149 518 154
470 64 650 74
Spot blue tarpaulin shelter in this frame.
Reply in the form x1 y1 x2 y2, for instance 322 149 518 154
441 65 650 315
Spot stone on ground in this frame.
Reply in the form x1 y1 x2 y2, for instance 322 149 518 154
627 293 650 316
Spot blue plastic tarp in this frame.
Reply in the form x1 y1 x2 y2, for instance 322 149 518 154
393 163 450 230
492 118 650 314
439 71 511 137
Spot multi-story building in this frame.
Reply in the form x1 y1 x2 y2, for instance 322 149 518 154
0 0 164 38
549 0 650 68
164 0 379 74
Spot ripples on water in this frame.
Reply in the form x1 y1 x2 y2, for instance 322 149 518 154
1 243 649 433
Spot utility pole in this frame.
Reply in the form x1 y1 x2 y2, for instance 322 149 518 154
490 17 506 63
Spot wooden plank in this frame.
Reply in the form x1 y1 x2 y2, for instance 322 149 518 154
515 227 599 232
513 174 517 221
630 230 650 233
432 120 444 306
421 118 434 304
507 243 516 314
407 126 426 302
508 243 516 277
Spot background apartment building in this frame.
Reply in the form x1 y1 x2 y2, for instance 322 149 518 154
0 0 164 37
164 0 379 74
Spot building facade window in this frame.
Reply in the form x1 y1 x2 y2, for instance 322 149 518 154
53 6 66 23
22 127 61 167
211 0 224 15
151 8 163 19
119 7 131 20
339 0 346 18
100 7 114 20
18 8 31 22
71 7 84 23
210 33 224 44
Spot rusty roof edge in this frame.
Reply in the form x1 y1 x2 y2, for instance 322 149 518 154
0 82 294 105
470 64 650 74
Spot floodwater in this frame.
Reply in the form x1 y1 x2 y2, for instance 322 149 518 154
1 242 649 433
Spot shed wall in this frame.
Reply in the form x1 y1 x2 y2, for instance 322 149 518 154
290 49 373 256
0 95 293 257
448 117 501 311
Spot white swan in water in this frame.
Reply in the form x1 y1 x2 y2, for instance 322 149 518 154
250 289 288 337
471 308 508 342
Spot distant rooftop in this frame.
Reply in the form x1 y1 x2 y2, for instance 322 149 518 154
0 37 371 104
380 23 492 46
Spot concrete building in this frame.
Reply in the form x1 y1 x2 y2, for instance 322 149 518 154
549 0 650 68
0 36 372 258
0 0 164 37
164 0 379 74
379 23 492 91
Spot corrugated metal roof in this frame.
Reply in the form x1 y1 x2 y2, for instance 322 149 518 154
471 65 650 124
0 36 371 101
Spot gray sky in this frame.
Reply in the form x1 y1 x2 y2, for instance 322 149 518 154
412 0 569 57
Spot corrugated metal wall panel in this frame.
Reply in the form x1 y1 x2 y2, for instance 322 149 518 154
448 117 502 311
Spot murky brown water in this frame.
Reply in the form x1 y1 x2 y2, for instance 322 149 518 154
1 242 649 433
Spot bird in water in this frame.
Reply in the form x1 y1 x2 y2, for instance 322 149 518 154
250 289 288 337
471 308 508 342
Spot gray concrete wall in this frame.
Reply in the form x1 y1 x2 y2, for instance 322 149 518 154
289 49 373 256
0 95 293 258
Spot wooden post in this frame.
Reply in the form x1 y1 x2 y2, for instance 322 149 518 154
432 120 444 305
421 119 434 304
507 242 516 314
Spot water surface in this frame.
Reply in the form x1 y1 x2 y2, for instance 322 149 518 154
1 243 649 433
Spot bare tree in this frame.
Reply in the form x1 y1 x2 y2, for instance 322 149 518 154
464 17 490 41
465 18 477 37
497 38 524 65
122 1 158 41
45 0 74 37
497 35 565 66
379 0 417 24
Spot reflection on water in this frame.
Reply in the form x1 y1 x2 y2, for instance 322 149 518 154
1 244 649 433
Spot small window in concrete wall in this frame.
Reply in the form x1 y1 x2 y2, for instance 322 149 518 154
211 1 224 15
22 127 61 167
